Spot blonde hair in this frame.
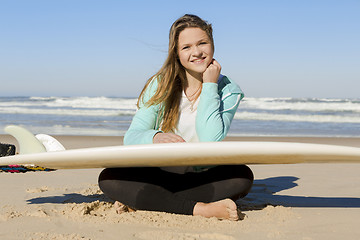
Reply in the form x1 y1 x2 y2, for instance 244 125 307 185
137 14 214 132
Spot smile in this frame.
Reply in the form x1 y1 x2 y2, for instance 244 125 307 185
191 57 206 64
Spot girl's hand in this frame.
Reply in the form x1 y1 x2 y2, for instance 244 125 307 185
202 59 221 83
153 132 186 143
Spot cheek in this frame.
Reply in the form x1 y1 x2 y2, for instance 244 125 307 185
204 46 214 58
178 52 189 66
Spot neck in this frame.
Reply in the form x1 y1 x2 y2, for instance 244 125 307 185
182 70 203 101
183 70 202 90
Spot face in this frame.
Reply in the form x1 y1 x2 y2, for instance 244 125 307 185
177 27 214 78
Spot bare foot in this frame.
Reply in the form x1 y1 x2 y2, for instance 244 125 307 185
193 199 239 221
113 201 135 214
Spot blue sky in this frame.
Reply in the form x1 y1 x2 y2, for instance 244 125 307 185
1 0 359 98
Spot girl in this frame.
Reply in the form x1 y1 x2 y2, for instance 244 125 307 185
98 14 253 221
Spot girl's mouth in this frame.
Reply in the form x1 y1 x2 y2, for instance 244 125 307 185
191 57 206 64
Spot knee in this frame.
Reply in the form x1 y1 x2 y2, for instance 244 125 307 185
230 165 254 199
98 168 111 192
242 165 254 182
98 167 131 182
98 168 129 202
98 168 123 194
228 164 254 182
98 168 113 182
227 178 252 200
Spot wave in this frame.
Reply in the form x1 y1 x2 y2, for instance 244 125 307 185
241 97 360 113
2 96 360 112
0 96 138 117
1 96 359 137
234 111 360 123
1 96 359 123
0 96 138 110
0 106 135 117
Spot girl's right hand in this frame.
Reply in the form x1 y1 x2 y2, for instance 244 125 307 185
202 59 221 83
153 132 186 143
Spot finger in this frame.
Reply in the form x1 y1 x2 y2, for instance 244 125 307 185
157 134 185 143
173 135 186 142
211 59 221 68
167 133 185 142
162 138 181 143
169 136 185 143
176 138 186 142
207 59 215 67
162 138 175 143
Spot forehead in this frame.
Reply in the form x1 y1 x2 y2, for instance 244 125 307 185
178 27 209 45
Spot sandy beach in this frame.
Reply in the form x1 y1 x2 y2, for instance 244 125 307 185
0 135 359 240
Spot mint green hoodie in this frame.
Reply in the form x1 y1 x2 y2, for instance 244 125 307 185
124 75 244 145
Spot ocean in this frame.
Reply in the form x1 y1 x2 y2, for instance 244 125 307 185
1 96 359 137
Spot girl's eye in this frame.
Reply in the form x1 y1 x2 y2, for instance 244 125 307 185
182 46 190 50
199 42 207 45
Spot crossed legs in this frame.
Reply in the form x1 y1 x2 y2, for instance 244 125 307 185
98 165 253 220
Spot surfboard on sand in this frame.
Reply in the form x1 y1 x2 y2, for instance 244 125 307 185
1 125 360 170
4 125 66 154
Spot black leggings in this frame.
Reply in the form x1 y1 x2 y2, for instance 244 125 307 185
98 165 254 215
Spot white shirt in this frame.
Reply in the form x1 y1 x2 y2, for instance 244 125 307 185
161 91 200 174
173 91 200 143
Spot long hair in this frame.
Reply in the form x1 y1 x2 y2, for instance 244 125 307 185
137 14 214 132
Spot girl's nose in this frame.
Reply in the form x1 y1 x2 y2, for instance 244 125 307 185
192 46 201 56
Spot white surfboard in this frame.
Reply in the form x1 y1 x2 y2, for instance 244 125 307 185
35 134 66 152
4 125 46 154
2 125 360 169
1 140 360 169
4 125 66 153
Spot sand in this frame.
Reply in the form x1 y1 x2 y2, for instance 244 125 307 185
0 135 360 240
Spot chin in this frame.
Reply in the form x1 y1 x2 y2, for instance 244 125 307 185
192 63 209 73
188 68 206 76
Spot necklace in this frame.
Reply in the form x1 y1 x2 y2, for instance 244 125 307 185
185 84 202 101
185 85 202 112
189 95 200 112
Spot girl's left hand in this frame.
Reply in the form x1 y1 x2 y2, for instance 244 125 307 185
202 59 221 83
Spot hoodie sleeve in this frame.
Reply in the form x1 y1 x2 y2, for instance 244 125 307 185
195 76 244 142
124 79 162 145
